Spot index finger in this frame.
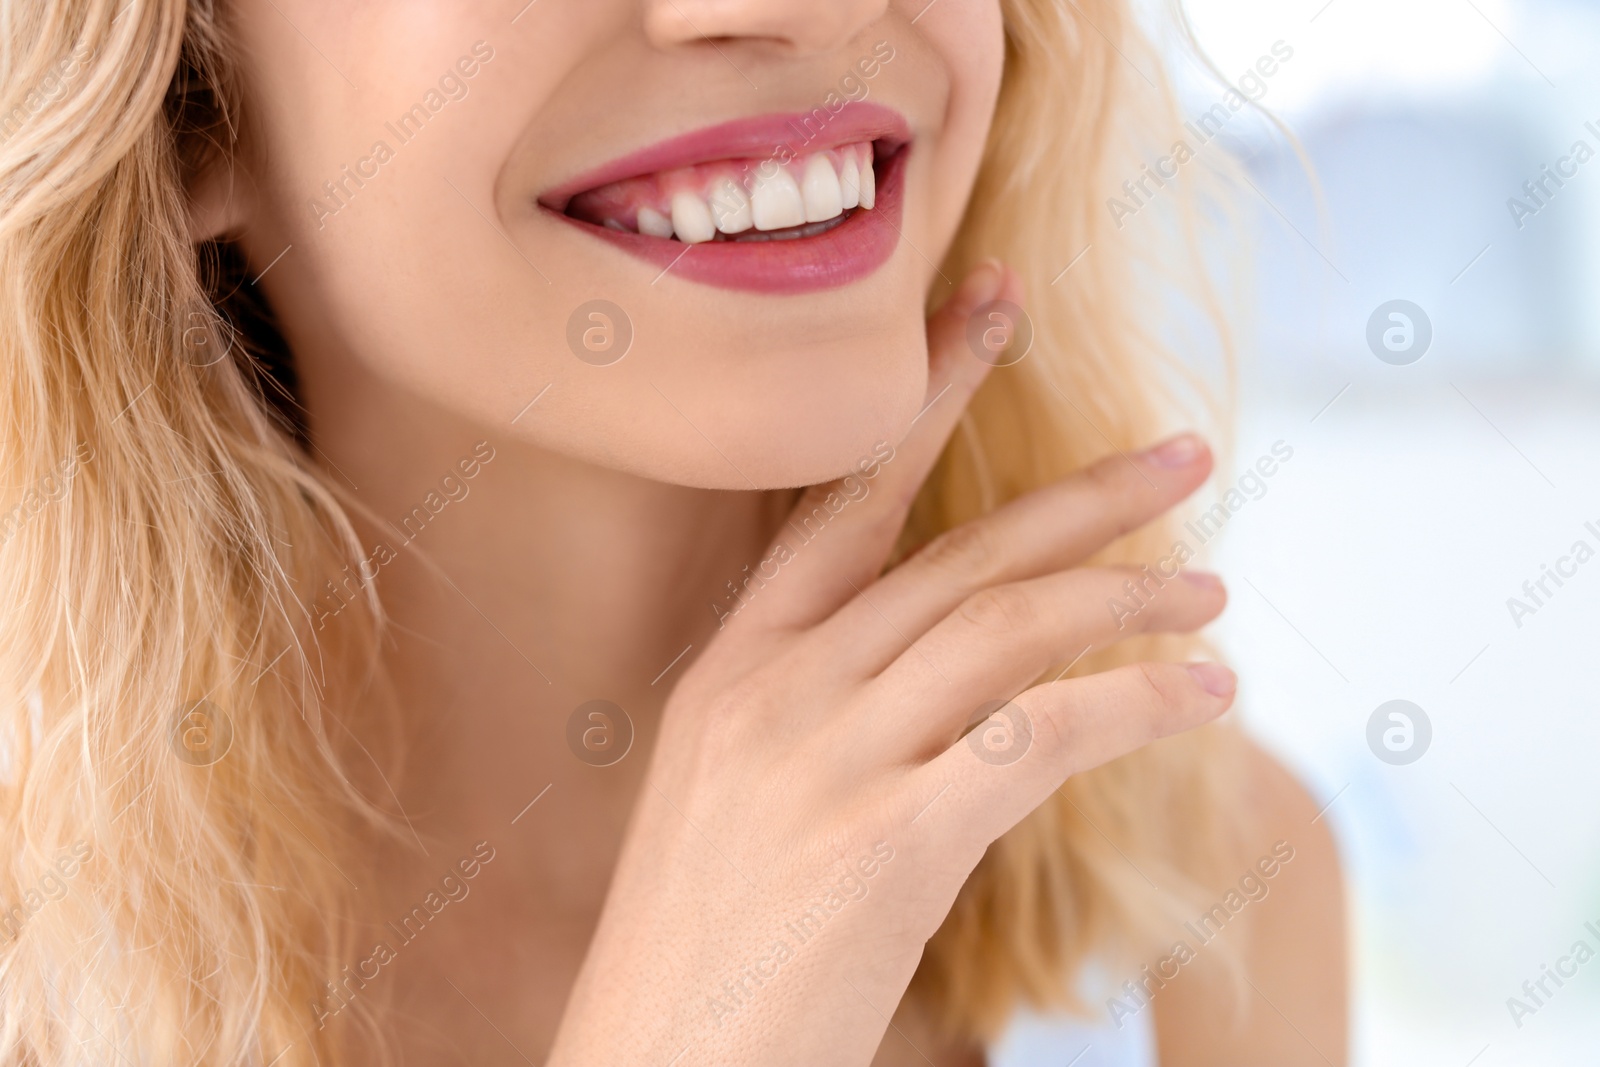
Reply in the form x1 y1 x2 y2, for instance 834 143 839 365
731 261 1017 634
811 432 1214 675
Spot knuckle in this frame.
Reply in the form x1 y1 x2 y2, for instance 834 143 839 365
1080 461 1151 540
1097 567 1148 625
861 498 911 545
694 692 753 752
1103 663 1180 749
957 584 1038 638
1084 454 1127 493
1132 661 1181 710
1026 698 1068 757
920 520 1003 584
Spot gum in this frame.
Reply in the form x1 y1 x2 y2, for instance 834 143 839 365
566 144 867 232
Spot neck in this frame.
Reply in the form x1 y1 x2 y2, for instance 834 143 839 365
299 360 791 855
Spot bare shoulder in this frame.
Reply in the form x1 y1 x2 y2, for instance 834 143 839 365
1154 736 1348 1066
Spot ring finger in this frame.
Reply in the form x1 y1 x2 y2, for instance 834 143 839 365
860 565 1226 759
813 435 1213 677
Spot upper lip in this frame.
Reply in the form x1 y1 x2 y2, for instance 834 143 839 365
536 102 912 214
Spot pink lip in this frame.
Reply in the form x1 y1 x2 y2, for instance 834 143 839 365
537 104 912 295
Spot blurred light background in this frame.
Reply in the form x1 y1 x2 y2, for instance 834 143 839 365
1154 0 1600 1063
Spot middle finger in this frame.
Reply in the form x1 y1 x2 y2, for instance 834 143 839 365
811 433 1213 675
860 565 1226 759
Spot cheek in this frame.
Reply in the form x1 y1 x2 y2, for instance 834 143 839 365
229 1 970 490
900 2 1005 255
260 180 935 490
234 9 598 433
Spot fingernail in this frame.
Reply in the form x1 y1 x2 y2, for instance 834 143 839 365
1186 662 1236 697
1180 570 1223 591
1141 433 1204 469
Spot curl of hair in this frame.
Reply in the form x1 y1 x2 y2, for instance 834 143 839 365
0 2 391 1064
909 0 1249 1039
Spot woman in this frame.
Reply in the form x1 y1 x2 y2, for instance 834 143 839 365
0 0 1344 1064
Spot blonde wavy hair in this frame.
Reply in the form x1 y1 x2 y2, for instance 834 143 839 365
0 0 1247 1062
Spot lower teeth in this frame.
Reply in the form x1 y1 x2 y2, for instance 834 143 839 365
713 211 854 243
579 205 860 242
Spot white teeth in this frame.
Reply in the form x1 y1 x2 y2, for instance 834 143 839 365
751 166 806 231
670 191 716 243
609 143 878 239
838 151 860 210
636 206 674 239
708 178 753 234
800 155 843 223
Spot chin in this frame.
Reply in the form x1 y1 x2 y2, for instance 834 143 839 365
526 324 932 491
714 336 931 489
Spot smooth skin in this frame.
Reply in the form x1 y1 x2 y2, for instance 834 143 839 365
546 267 1344 1067
190 0 1345 1063
550 266 1237 1065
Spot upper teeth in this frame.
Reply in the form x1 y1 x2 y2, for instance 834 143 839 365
800 154 843 223
636 205 673 239
751 165 806 232
839 152 860 209
709 178 752 234
670 190 717 244
571 143 879 243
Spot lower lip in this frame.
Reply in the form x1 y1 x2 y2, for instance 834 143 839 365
544 146 907 295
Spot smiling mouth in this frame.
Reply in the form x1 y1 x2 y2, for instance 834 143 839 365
537 106 910 293
559 141 886 244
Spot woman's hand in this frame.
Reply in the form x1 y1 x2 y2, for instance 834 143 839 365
548 263 1233 1067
